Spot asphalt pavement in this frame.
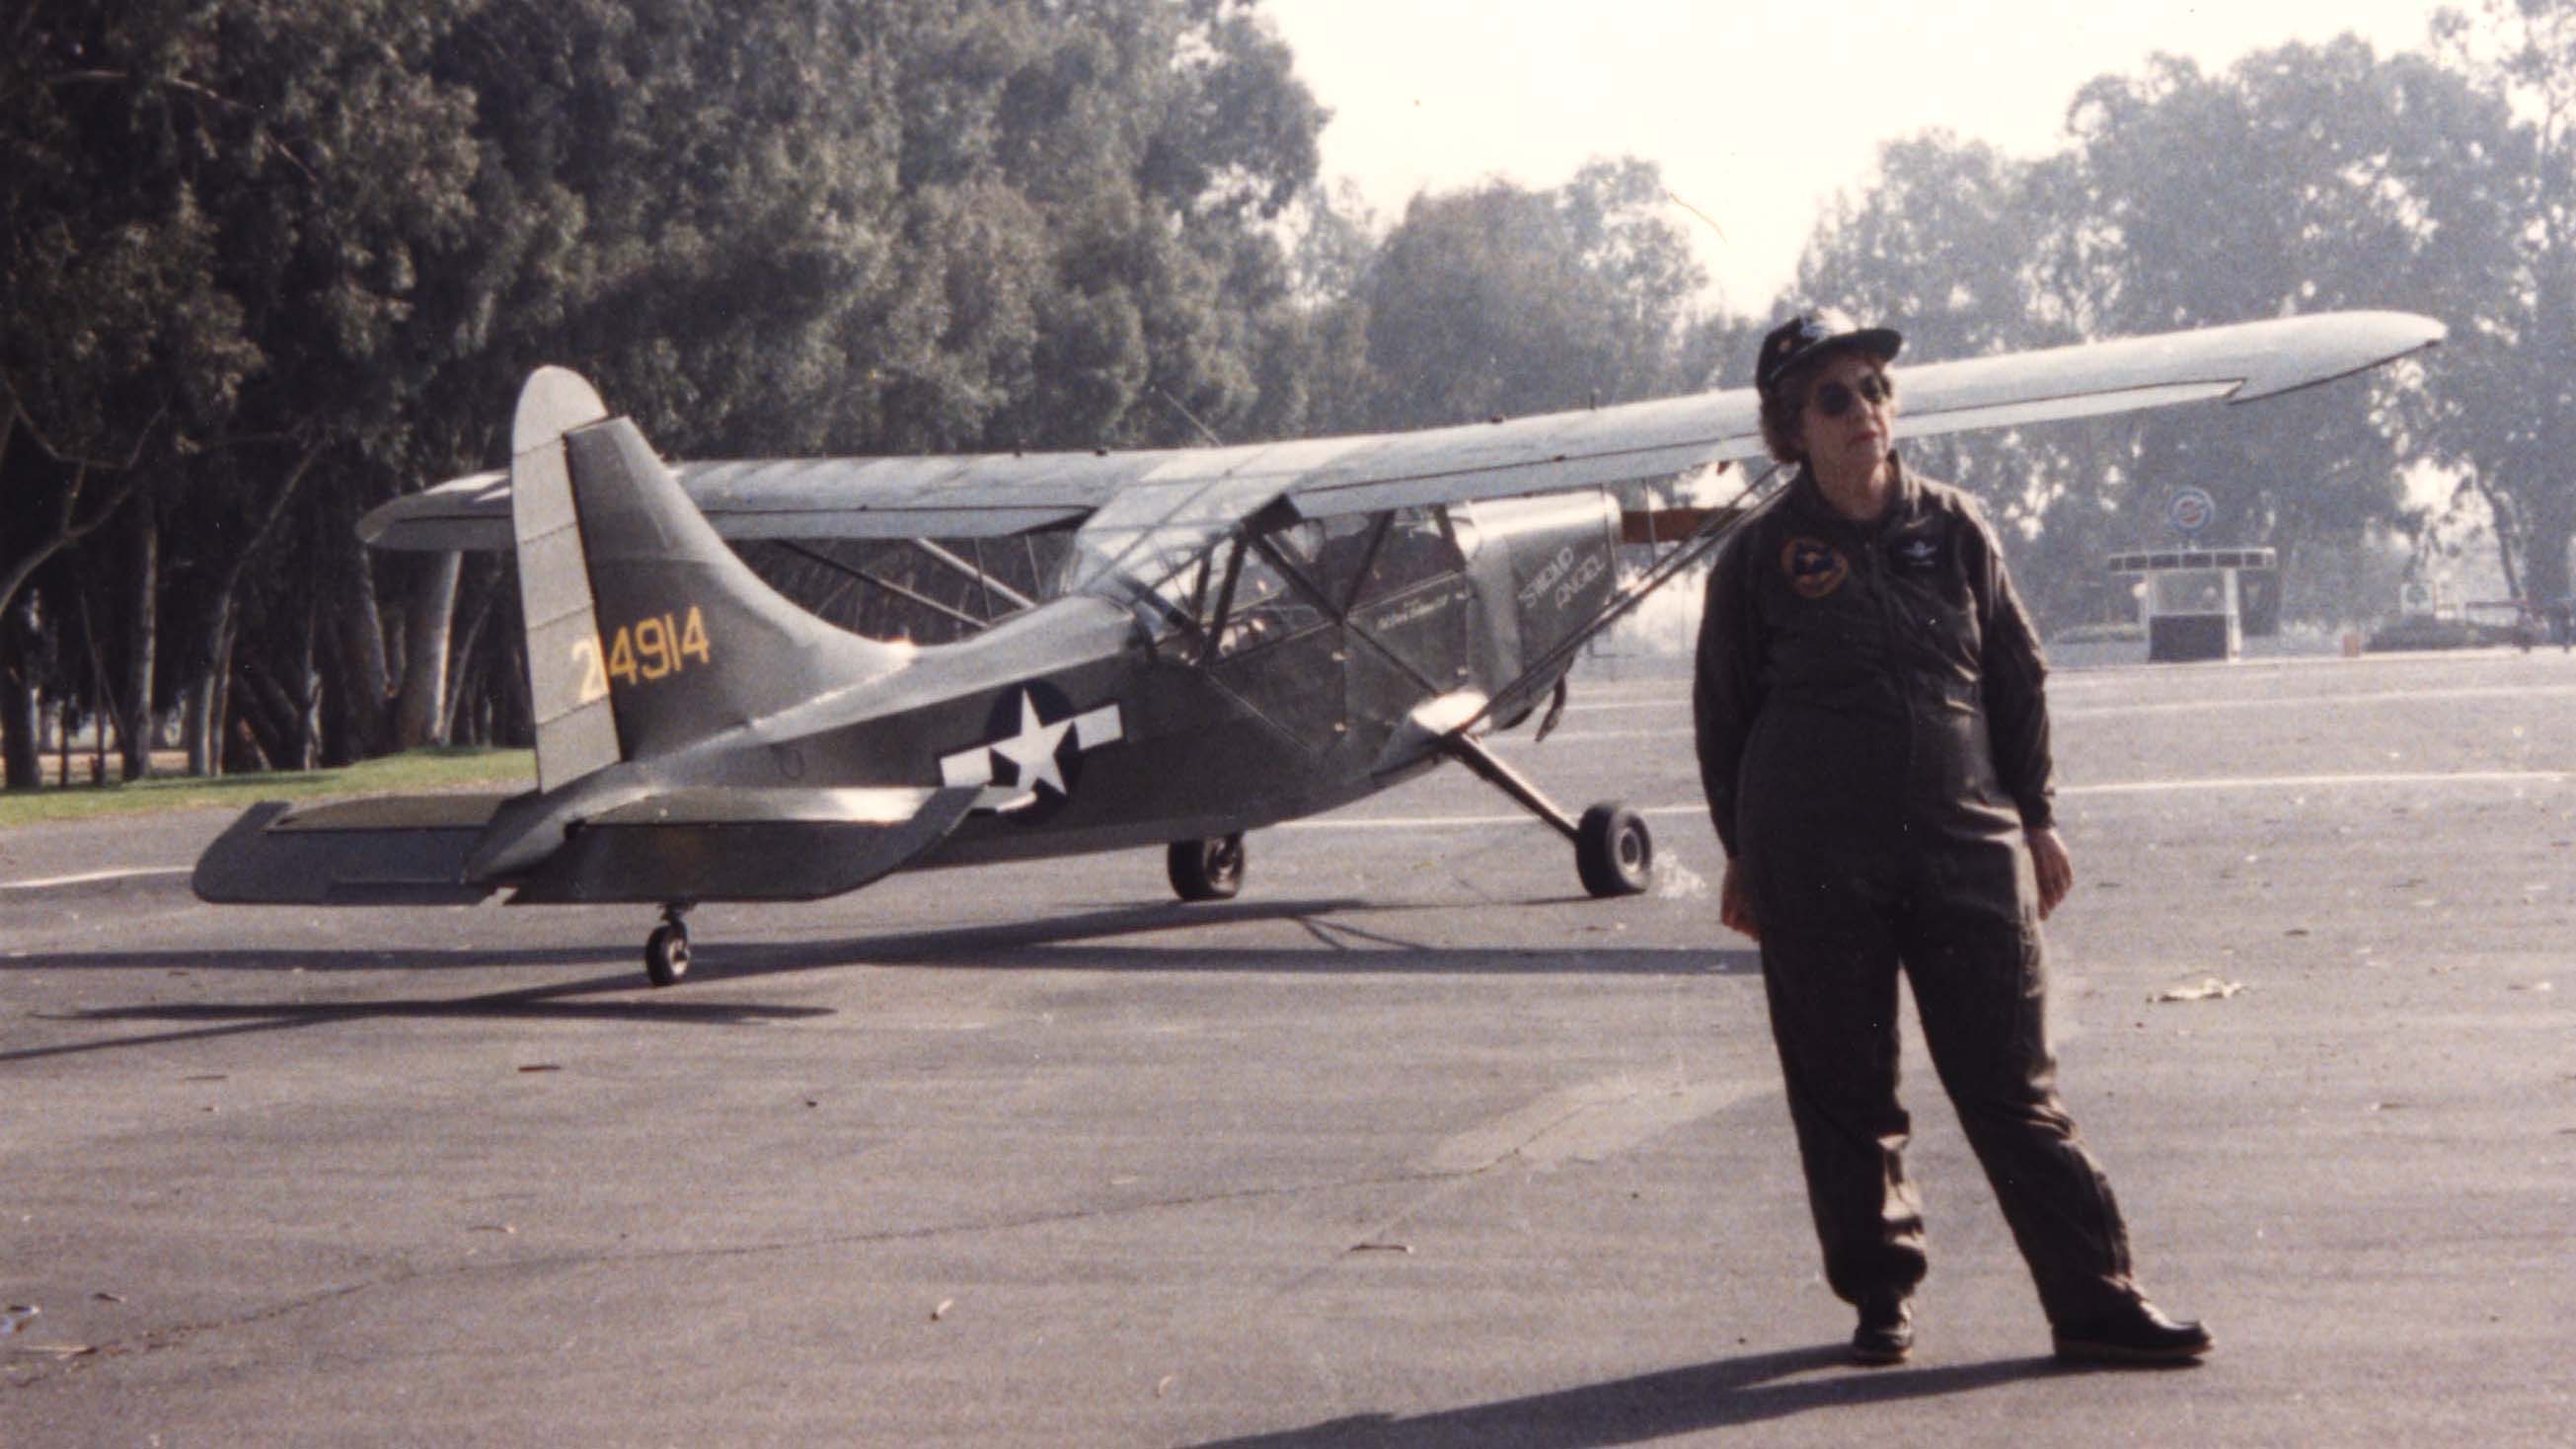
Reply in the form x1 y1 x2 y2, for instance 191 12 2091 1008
3 647 2571 1447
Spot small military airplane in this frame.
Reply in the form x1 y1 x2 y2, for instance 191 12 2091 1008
194 310 2444 984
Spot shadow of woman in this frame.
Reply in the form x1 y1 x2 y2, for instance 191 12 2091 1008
1187 1344 2061 1448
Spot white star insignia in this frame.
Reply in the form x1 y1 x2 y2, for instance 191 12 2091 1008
990 691 1076 799
938 689 1125 812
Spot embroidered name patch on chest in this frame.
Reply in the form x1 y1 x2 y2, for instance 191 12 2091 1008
1780 537 1850 599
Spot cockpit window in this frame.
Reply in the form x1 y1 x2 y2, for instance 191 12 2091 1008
1352 507 1466 605
1217 524 1328 656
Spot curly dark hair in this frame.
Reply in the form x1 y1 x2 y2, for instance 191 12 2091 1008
1756 364 1816 465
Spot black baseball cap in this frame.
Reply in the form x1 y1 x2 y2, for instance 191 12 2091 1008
1755 308 1903 398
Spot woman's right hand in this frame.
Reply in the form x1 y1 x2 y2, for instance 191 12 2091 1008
1719 857 1760 943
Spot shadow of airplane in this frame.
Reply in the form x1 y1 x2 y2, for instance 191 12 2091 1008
2 897 1755 1065
0 944 629 975
1187 1346 2064 1448
708 899 1756 983
7 897 1754 981
0 973 830 1066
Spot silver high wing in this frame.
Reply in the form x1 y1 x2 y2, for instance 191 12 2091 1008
361 310 2444 555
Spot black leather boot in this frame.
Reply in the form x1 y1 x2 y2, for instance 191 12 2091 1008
1851 1296 1914 1366
2052 1301 2213 1365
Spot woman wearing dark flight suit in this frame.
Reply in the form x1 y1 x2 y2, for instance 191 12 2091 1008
1693 310 2212 1367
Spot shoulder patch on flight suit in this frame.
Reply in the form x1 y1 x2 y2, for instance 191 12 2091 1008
1781 537 1850 599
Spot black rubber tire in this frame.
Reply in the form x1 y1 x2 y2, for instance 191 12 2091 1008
1168 833 1247 901
1575 802 1652 898
644 923 691 987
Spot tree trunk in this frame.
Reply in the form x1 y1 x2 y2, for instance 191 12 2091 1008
439 573 499 743
2 593 38 790
187 443 321 776
2465 471 2527 605
182 678 207 776
236 657 301 772
328 535 393 762
224 716 270 774
207 623 238 775
393 551 462 748
118 503 159 782
2 664 36 793
2525 474 2575 609
292 596 322 770
184 605 239 777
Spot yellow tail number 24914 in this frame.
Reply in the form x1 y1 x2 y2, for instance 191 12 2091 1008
575 606 714 699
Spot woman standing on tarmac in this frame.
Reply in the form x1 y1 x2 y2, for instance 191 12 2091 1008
1693 310 2213 1368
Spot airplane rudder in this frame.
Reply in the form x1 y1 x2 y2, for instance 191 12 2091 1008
510 369 622 792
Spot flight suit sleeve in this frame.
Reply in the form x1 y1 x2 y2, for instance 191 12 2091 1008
1693 530 1765 857
1965 500 2056 831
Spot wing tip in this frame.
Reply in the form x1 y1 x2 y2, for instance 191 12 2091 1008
2230 309 2448 403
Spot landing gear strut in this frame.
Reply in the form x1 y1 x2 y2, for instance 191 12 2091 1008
1441 734 1652 898
1169 833 1247 901
644 901 693 987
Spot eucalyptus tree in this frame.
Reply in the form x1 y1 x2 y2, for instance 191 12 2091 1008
1355 157 1707 432
2426 0 2576 605
1788 37 2515 628
2050 40 2509 580
1792 134 2084 507
9 0 1337 776
1 0 480 780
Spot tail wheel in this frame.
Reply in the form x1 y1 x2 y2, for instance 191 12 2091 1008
1168 833 1247 901
1575 803 1652 898
644 921 691 987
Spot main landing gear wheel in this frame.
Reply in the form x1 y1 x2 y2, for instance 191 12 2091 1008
1168 833 1247 901
644 904 693 987
1575 802 1653 898
1436 732 1650 901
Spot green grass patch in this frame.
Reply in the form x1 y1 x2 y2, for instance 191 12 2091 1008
0 747 534 828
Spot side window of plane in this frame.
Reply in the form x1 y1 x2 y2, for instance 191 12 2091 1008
1352 506 1467 607
1123 547 1214 665
1304 513 1381 610
1217 522 1329 656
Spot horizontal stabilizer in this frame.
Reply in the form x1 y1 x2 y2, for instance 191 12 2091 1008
504 785 983 904
190 799 506 906
193 784 982 908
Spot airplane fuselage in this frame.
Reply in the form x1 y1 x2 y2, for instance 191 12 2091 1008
668 488 1629 876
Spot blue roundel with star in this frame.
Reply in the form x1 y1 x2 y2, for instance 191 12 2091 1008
936 680 1126 824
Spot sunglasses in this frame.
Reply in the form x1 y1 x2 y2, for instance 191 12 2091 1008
1810 373 1894 418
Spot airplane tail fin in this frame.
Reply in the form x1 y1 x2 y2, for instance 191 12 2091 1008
508 367 909 790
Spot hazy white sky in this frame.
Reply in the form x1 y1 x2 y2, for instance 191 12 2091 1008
1265 0 2459 313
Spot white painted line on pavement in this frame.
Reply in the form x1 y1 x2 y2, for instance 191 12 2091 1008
1563 683 2576 722
2062 770 2575 796
1525 685 2576 736
2055 683 2576 720
1278 771 2573 832
1559 699 1687 714
0 866 191 890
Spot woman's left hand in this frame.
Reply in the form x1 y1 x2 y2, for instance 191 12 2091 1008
2026 825 2075 920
